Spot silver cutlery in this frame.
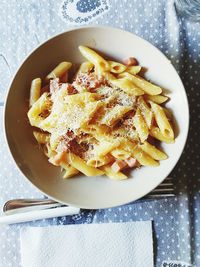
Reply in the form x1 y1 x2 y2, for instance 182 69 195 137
0 199 80 224
3 198 62 215
146 177 175 198
1 177 174 224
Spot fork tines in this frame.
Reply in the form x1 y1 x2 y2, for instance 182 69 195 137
146 177 175 198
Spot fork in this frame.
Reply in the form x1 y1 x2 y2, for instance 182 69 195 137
3 176 174 215
146 176 174 198
0 177 174 224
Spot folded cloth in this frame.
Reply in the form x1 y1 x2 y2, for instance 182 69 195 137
20 221 153 267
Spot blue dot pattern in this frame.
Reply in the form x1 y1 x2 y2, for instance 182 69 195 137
76 0 101 13
0 0 200 266
61 0 110 24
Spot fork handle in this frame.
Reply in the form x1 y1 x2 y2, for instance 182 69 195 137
3 198 63 214
0 206 80 224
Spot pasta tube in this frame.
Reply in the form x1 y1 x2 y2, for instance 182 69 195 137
111 148 131 160
150 101 174 140
107 73 144 96
87 154 113 167
78 61 94 73
133 108 149 142
60 162 79 179
66 153 104 176
132 146 159 166
27 93 51 127
92 140 121 157
79 46 110 71
101 105 132 126
33 131 50 144
126 65 141 75
108 61 127 74
100 165 127 180
150 127 174 144
29 78 41 107
139 141 168 160
138 96 153 129
46 62 72 81
145 95 168 104
119 72 162 95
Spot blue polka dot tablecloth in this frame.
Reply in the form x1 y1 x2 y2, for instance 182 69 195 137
0 0 200 266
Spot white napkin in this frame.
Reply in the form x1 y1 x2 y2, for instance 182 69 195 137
20 221 153 267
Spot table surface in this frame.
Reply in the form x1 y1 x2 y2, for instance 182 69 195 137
0 0 200 266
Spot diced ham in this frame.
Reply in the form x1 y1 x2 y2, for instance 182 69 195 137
125 157 137 167
123 57 138 66
49 151 66 166
56 131 76 153
67 84 78 94
111 160 127 173
60 72 69 83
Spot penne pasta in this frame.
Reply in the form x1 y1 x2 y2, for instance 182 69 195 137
133 108 149 142
150 101 174 140
87 154 113 167
29 78 41 107
137 96 153 129
63 167 79 179
78 61 94 73
79 45 110 72
111 148 131 160
100 165 128 180
46 62 72 81
33 131 50 144
60 162 79 179
139 141 168 160
118 138 137 153
150 127 174 143
92 140 121 157
27 92 52 128
66 153 104 176
132 146 159 166
108 61 127 74
106 73 144 96
162 107 173 120
145 94 168 104
126 65 142 75
44 143 56 158
101 105 132 126
119 72 162 95
27 46 176 181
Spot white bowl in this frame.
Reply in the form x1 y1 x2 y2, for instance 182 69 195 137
4 26 189 209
